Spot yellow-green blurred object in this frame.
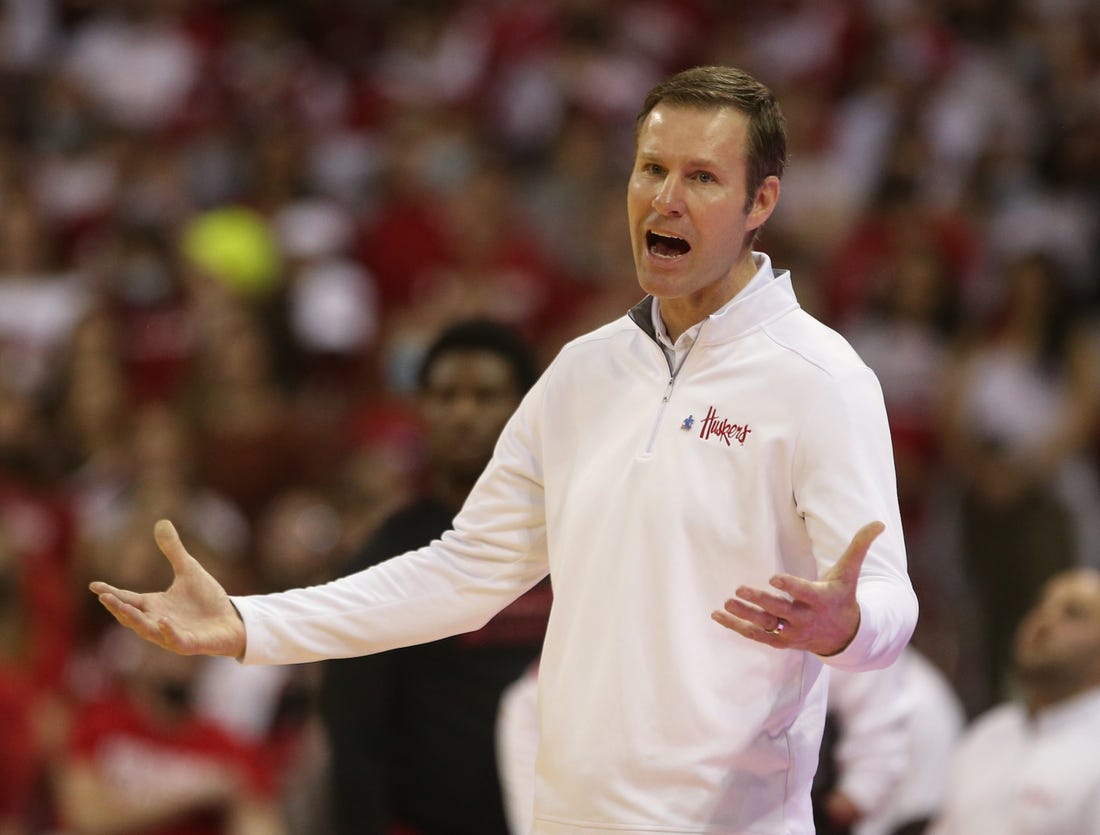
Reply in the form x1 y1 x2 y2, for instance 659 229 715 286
181 207 281 297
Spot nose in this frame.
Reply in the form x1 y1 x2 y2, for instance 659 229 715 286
445 392 482 426
652 174 685 216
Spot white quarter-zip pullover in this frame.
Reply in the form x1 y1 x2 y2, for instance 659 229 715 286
233 253 917 834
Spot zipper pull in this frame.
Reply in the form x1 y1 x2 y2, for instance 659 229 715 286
662 377 675 402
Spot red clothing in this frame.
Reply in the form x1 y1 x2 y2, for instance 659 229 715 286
0 668 43 822
66 694 276 835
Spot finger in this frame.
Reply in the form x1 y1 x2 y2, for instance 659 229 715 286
722 596 785 632
154 519 195 577
830 521 885 585
711 609 787 647
89 582 146 608
769 573 820 604
734 585 795 620
98 592 167 644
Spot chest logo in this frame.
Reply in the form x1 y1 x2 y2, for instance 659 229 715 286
697 405 751 447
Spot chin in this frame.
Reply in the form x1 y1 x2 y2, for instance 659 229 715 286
636 273 683 300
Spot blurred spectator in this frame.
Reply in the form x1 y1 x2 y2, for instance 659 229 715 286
369 1 491 114
815 163 979 331
325 401 425 560
54 307 135 552
434 159 575 335
353 109 469 312
0 189 89 397
843 244 969 682
814 648 966 835
0 0 58 75
519 111 630 286
929 568 1100 834
940 250 1100 708
494 661 539 835
89 223 196 405
62 0 201 135
73 402 250 642
55 631 285 835
182 299 310 525
846 245 961 525
320 318 551 835
194 486 344 835
0 515 72 835
274 196 380 400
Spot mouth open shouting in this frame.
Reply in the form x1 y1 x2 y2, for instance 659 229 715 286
646 231 691 259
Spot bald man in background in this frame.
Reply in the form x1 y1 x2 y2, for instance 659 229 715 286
931 567 1100 834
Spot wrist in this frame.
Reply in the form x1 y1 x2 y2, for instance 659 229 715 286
820 606 861 657
227 599 247 661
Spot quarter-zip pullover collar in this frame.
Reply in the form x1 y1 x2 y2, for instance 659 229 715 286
629 252 799 358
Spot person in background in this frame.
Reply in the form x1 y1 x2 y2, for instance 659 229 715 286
940 250 1100 709
493 662 540 835
54 633 284 835
815 647 965 835
929 567 1100 834
0 517 72 835
89 66 917 834
320 317 550 835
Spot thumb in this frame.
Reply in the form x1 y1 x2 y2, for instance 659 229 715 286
830 521 885 585
154 519 195 579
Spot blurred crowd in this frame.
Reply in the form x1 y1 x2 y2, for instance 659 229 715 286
0 0 1098 833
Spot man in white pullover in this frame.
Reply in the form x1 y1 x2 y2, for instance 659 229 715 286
90 66 918 835
929 567 1100 834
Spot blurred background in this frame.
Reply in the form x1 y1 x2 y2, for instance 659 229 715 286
0 0 1097 833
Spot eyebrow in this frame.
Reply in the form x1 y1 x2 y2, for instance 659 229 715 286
636 151 723 170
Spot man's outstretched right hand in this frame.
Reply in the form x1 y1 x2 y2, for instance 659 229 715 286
89 519 247 659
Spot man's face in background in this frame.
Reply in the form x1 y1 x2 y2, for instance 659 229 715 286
420 349 523 487
1014 569 1100 693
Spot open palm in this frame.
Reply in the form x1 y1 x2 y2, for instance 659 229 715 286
89 520 246 658
712 521 884 655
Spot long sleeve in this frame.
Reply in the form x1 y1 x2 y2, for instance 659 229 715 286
791 363 918 671
232 380 551 666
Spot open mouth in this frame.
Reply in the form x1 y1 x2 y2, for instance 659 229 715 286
646 231 691 258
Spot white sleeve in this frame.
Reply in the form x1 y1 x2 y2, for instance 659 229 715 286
233 376 551 665
828 655 912 816
792 365 918 671
496 665 541 835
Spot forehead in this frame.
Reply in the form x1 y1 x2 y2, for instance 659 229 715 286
1042 571 1100 612
636 104 750 164
424 349 515 389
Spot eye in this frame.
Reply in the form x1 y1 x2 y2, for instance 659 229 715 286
641 162 665 176
1064 602 1089 620
694 171 716 184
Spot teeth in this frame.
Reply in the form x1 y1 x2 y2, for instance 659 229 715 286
646 231 690 258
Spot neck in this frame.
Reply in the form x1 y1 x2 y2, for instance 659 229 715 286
429 471 475 515
1025 679 1098 715
659 250 758 342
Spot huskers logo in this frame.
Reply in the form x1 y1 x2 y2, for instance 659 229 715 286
698 405 751 447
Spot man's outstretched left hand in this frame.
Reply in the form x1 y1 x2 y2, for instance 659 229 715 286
710 521 884 656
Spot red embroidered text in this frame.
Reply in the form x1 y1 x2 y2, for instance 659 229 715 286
699 405 751 447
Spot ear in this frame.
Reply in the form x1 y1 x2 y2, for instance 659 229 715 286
746 175 780 233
